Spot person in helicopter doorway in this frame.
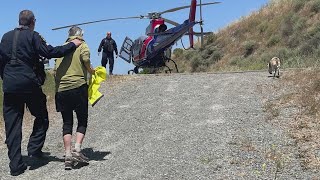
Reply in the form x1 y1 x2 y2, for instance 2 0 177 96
98 32 118 75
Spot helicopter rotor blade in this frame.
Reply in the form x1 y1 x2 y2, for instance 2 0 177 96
52 16 143 30
162 18 180 26
186 32 213 36
159 2 220 15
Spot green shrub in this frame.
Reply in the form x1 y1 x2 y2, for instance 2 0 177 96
299 31 320 55
310 0 320 13
184 51 195 61
260 52 275 64
293 0 306 12
267 35 281 47
280 14 294 37
276 47 292 60
305 23 320 39
298 42 314 55
173 48 183 58
210 50 222 62
206 34 217 45
230 56 243 66
293 17 306 31
42 71 55 100
191 57 200 72
287 33 302 48
243 40 257 57
258 21 268 34
201 49 212 59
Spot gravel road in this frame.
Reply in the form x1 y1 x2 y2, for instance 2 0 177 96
0 72 318 180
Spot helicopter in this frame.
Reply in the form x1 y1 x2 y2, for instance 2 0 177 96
52 0 220 74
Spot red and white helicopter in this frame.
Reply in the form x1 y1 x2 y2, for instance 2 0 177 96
52 0 220 74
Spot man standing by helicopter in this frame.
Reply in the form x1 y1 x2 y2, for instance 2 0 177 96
98 32 118 75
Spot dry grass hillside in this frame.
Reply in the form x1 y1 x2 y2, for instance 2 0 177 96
173 0 320 170
263 68 320 170
174 0 320 72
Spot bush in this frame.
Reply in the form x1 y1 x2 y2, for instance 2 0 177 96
310 0 320 13
206 34 217 45
267 35 281 47
307 32 320 47
243 40 257 57
258 21 268 34
298 42 315 55
275 47 292 60
293 17 306 31
201 49 212 59
230 56 243 66
293 0 305 12
173 48 183 58
210 50 222 62
305 23 320 39
287 33 302 48
184 51 195 61
280 14 294 37
191 57 200 72
299 31 320 55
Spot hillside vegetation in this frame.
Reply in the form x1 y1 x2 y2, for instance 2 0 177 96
173 0 320 72
172 0 320 170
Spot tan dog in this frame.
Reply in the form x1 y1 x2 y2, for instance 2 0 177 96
268 57 280 77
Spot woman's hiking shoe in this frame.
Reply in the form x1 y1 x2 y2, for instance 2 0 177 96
65 156 73 170
71 149 89 163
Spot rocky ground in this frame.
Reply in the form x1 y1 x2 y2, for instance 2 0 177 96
0 72 318 180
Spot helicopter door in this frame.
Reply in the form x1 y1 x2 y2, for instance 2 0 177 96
119 37 134 63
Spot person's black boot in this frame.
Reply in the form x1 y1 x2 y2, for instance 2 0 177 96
28 151 50 159
10 163 27 176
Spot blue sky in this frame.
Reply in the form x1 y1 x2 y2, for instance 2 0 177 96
0 0 269 74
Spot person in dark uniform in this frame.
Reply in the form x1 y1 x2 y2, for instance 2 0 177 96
98 32 118 75
0 10 82 176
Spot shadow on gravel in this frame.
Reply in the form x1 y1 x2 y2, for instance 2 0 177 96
267 75 280 78
73 162 89 169
23 154 64 170
70 148 111 170
19 148 110 171
82 148 111 161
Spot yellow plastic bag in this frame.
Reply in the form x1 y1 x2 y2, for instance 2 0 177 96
88 66 107 106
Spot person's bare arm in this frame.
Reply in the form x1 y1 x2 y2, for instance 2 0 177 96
84 62 95 75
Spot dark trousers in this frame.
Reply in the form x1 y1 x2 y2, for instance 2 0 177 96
3 88 48 172
101 52 114 74
55 84 88 136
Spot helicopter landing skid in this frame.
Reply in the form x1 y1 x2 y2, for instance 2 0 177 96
164 58 179 73
128 66 139 74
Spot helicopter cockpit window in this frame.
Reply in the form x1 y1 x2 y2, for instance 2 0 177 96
158 24 167 33
145 23 152 35
132 36 147 58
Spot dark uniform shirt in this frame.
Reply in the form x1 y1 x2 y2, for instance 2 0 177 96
98 37 118 55
0 26 76 93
